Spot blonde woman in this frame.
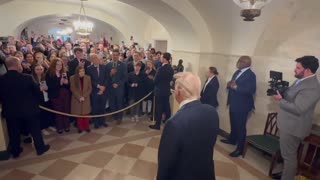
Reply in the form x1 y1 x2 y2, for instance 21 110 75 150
70 66 92 133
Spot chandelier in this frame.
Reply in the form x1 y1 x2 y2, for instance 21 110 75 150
233 0 273 21
73 0 93 36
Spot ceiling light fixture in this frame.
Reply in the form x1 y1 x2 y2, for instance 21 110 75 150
233 0 272 21
73 0 93 36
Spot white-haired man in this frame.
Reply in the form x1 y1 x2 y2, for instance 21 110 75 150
157 72 219 180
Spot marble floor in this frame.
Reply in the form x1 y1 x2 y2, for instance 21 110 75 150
0 117 274 180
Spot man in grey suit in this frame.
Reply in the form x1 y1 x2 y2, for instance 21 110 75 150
273 56 320 180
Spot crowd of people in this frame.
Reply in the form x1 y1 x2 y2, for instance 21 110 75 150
0 35 185 158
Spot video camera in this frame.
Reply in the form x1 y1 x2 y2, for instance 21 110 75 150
267 71 289 96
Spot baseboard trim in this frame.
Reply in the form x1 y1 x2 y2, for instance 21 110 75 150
0 149 10 161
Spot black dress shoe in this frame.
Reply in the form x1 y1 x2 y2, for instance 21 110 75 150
64 128 70 132
78 129 82 133
37 145 50 156
220 139 236 145
149 125 160 130
229 149 243 157
271 172 282 179
86 129 91 133
12 147 23 158
57 130 63 134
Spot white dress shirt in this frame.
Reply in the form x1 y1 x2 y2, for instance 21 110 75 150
235 67 250 80
203 75 215 92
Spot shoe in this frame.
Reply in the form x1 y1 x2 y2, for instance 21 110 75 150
271 172 282 179
149 125 160 130
57 130 63 134
78 129 82 133
229 149 243 157
86 129 91 133
102 123 108 128
12 147 23 158
64 128 70 132
23 137 32 144
220 139 236 145
37 145 50 156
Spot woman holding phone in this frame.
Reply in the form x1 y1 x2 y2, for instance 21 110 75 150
70 66 92 133
31 64 54 135
46 58 71 134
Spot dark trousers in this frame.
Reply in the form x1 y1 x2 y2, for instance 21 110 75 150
6 115 46 156
39 101 54 129
51 88 70 131
154 95 171 127
229 110 249 152
109 90 124 120
91 93 107 127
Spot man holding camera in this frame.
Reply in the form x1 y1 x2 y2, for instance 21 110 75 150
272 56 320 180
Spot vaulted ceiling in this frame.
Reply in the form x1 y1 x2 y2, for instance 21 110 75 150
0 0 320 58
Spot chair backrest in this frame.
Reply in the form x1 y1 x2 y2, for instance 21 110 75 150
263 112 278 137
297 134 320 178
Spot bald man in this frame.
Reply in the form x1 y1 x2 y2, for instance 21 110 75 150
0 57 50 158
221 56 256 157
157 72 219 180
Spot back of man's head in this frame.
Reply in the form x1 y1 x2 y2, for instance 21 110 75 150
295 56 319 74
5 56 20 71
174 72 201 100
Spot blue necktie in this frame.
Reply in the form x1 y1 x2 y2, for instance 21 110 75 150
232 70 241 80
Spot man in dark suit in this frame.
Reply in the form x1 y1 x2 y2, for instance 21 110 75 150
149 52 174 130
157 72 219 180
272 56 320 180
200 67 219 108
86 53 108 128
0 57 50 158
127 51 145 73
106 49 127 125
68 47 91 76
221 56 256 157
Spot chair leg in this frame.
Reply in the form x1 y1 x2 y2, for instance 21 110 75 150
242 141 249 158
269 152 279 177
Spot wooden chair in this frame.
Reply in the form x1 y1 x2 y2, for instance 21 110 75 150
297 134 320 180
242 112 281 176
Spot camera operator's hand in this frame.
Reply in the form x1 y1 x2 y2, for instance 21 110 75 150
273 90 283 101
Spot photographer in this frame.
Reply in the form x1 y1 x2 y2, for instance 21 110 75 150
272 56 320 180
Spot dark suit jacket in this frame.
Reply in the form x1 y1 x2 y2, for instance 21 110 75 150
45 73 70 99
0 70 41 118
106 60 127 93
86 64 108 94
154 64 174 97
68 58 91 76
157 100 219 180
128 71 147 100
227 68 256 112
200 76 219 108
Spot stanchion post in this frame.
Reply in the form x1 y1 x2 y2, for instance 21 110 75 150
152 94 156 125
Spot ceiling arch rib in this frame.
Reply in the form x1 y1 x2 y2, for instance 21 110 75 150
0 1 130 42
